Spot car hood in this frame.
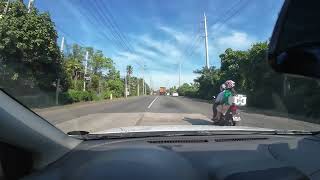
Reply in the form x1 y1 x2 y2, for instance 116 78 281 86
95 125 275 134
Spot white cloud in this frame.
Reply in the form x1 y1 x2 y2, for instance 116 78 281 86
149 71 197 88
112 31 199 88
139 34 183 59
135 46 158 58
206 23 257 67
112 23 257 88
209 23 256 50
158 25 190 44
217 32 254 50
113 33 185 69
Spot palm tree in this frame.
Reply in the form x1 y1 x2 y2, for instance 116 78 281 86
126 65 133 94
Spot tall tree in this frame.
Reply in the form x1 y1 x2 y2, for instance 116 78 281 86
177 83 197 97
64 58 83 90
0 0 66 94
90 50 113 75
193 66 222 99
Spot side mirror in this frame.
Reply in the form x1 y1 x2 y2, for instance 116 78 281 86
268 0 320 78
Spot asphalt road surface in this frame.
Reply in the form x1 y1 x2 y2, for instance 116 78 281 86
35 96 320 133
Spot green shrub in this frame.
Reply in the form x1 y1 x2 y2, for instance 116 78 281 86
91 91 102 101
185 90 198 98
102 90 112 99
59 92 73 104
73 80 84 91
81 91 93 101
66 89 94 103
67 89 80 102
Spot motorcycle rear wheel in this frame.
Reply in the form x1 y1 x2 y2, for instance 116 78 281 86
233 121 241 126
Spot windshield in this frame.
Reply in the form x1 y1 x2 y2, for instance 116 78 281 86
1 0 320 134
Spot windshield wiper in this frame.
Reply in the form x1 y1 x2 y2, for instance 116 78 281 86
70 131 223 140
268 130 314 135
68 130 316 140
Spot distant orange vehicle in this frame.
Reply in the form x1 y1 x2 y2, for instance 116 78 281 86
159 87 166 95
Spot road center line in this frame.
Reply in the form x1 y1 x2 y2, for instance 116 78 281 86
147 96 159 109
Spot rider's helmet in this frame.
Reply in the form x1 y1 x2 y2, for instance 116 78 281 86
225 80 235 89
220 84 226 91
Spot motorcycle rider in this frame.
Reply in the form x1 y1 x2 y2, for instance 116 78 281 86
212 83 226 120
214 80 236 121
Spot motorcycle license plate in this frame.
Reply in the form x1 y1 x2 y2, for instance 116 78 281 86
233 116 241 121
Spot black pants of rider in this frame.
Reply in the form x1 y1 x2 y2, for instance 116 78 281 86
212 103 219 120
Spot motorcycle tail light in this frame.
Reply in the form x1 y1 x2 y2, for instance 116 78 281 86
230 105 238 113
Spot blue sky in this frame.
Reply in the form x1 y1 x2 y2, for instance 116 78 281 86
33 0 283 88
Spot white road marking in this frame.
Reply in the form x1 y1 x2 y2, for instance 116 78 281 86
147 96 159 109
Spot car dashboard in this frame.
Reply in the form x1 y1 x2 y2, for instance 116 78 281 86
23 134 320 180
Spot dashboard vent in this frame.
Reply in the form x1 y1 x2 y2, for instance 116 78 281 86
147 139 208 144
214 137 268 142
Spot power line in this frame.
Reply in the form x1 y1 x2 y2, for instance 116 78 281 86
188 36 202 58
88 11 126 50
214 0 250 30
72 1 150 75
185 1 245 59
186 0 250 65
174 19 202 89
178 27 203 70
76 0 126 50
177 20 202 65
186 34 202 57
89 0 132 53
86 0 144 69
101 1 135 51
208 0 243 27
55 24 86 47
95 0 148 70
96 1 132 50
208 0 250 30
91 1 130 51
185 25 202 57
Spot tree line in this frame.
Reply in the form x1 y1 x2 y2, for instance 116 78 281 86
178 42 320 119
0 0 150 108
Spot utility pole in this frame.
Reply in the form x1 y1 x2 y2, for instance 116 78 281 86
150 77 152 95
179 62 181 87
204 13 210 69
144 83 146 95
98 80 101 95
83 51 88 91
60 37 65 53
124 74 128 98
55 37 65 105
142 65 145 96
55 78 60 105
27 0 34 13
3 0 9 14
137 81 140 96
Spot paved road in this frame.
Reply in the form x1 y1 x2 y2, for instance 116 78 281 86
35 96 320 133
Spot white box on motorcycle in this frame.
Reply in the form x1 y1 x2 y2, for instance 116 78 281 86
229 94 247 106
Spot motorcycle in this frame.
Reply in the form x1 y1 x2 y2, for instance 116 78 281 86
212 94 246 126
221 103 241 126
